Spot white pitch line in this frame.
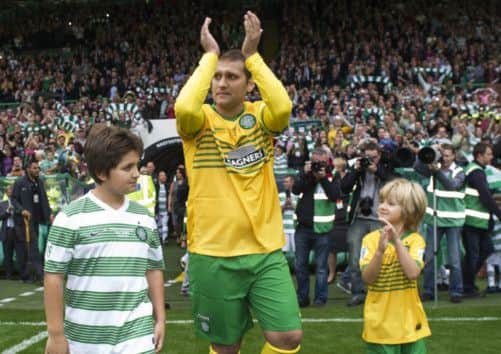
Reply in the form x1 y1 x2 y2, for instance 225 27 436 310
0 317 500 327
0 298 16 303
0 286 43 306
1 331 48 354
19 292 35 297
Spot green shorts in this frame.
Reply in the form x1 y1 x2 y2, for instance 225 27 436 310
189 250 302 345
366 339 427 354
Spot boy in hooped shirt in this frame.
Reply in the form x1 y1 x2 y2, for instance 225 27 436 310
44 124 165 354
360 179 431 353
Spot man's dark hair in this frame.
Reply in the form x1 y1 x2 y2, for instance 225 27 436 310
84 123 143 184
219 49 251 80
24 158 38 170
360 140 380 153
473 141 492 160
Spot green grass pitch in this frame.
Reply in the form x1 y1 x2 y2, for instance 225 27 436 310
1 244 500 353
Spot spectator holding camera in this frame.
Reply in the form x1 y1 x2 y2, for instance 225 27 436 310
293 148 340 307
341 140 399 306
415 144 465 303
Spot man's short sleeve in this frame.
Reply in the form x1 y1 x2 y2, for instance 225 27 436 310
44 211 77 274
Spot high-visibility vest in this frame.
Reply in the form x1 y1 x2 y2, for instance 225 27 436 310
423 166 465 227
313 181 336 234
464 162 490 229
128 174 156 215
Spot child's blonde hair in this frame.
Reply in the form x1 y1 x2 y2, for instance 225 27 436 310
333 156 347 171
379 178 427 231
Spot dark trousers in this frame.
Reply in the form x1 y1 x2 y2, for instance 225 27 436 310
462 225 494 293
16 221 44 281
2 228 25 278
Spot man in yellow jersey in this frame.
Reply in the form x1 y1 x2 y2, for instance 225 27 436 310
175 11 303 354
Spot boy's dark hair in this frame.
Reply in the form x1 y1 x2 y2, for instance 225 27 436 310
219 49 251 80
84 124 143 184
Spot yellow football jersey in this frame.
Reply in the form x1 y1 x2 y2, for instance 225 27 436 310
181 102 284 256
175 52 291 257
360 230 431 344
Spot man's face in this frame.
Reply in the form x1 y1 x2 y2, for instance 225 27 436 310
437 127 447 138
441 148 455 169
364 149 381 165
211 59 252 112
27 162 40 179
478 147 494 166
146 162 155 175
158 171 167 183
283 177 294 190
13 157 22 168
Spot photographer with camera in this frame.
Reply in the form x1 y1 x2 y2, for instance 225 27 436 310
293 148 340 307
414 143 465 303
341 140 399 306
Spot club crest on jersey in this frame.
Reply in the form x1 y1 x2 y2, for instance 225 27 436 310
224 144 265 169
239 114 256 129
135 226 148 241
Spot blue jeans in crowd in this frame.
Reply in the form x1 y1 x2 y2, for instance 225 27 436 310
347 218 382 302
422 225 463 298
294 227 332 305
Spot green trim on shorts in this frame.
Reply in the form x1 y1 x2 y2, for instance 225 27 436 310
189 250 302 345
366 339 427 354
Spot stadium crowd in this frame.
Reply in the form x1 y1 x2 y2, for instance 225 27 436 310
0 0 500 305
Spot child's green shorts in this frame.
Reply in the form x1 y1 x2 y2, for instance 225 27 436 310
189 250 302 345
366 339 427 354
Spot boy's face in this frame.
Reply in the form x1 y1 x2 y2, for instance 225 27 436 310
211 59 254 113
98 150 140 195
378 198 402 226
283 177 294 190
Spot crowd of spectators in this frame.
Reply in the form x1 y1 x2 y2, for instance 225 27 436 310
0 0 498 183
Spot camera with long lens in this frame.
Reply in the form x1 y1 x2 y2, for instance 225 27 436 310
312 161 326 173
311 161 332 173
359 156 373 170
359 196 373 216
418 146 441 164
